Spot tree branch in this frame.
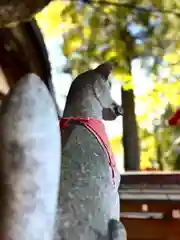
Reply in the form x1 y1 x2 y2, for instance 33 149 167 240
70 0 180 18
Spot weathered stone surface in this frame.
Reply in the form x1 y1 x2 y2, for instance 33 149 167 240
108 220 127 240
0 0 51 27
58 124 121 240
0 73 61 240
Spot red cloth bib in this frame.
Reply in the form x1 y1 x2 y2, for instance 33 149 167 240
60 117 116 186
168 108 180 126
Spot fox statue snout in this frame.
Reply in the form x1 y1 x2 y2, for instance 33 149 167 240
102 101 123 121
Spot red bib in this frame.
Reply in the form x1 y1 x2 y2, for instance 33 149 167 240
60 117 116 186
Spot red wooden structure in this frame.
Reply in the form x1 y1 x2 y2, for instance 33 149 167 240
119 172 180 240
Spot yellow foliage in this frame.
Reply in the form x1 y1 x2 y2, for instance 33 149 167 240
140 151 152 169
36 0 72 39
113 69 132 83
63 35 82 57
163 52 180 65
104 50 117 61
109 136 122 154
172 65 180 76
140 143 155 170
123 81 134 90
83 26 91 39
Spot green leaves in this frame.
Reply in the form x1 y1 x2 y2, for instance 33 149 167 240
103 49 117 61
89 13 101 29
137 11 150 27
63 31 83 57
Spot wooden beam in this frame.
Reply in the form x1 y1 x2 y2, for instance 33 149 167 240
121 200 180 214
121 218 180 239
120 172 180 185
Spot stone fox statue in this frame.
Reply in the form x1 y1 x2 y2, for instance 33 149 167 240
0 74 61 240
57 63 126 240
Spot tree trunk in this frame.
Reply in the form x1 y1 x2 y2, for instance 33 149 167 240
121 87 140 170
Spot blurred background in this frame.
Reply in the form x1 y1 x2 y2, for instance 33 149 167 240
35 0 180 172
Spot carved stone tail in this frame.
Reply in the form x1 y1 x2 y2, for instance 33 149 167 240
108 219 127 240
0 74 61 240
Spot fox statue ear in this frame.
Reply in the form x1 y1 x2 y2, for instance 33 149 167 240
94 62 113 80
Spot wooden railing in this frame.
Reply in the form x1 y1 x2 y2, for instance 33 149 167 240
119 172 180 240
